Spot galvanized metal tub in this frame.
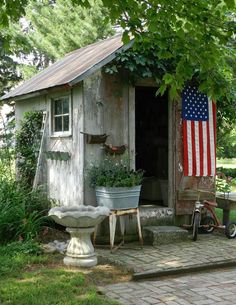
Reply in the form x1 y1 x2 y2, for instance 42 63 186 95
95 186 141 210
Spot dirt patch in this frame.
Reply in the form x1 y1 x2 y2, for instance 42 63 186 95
87 262 132 285
60 256 131 285
24 252 131 285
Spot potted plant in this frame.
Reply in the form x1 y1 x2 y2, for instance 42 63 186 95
87 155 144 210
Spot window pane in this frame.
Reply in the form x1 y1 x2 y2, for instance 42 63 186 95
55 117 62 132
54 99 62 115
63 115 69 131
63 99 69 114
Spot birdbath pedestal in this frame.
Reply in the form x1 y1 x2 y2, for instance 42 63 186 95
64 226 97 267
48 205 110 267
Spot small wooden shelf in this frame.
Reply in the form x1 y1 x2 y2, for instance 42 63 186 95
81 132 108 144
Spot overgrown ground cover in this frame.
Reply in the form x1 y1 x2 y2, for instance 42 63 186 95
0 242 128 305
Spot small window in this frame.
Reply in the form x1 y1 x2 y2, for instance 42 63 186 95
51 96 71 135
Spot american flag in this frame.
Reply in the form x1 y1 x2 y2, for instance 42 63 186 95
182 85 216 176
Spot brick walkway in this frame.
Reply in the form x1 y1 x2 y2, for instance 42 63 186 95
97 233 236 304
100 267 236 305
97 233 236 278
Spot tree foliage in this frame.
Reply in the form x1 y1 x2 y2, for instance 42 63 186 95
0 35 21 97
10 0 114 79
0 55 20 97
75 0 236 102
0 0 27 29
218 124 236 158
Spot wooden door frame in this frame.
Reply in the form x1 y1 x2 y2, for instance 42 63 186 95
128 82 175 209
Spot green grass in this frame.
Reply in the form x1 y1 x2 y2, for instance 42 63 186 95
215 208 236 223
217 158 236 168
0 242 119 305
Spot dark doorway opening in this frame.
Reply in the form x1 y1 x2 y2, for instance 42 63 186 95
135 86 168 206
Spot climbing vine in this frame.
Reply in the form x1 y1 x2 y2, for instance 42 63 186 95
105 45 236 132
16 111 43 187
104 46 172 86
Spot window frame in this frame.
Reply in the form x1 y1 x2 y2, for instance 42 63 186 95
50 94 72 137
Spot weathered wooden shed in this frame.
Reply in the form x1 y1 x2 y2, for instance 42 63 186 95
2 34 214 228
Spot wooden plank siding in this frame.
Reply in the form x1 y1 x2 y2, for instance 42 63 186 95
46 85 84 205
83 70 131 205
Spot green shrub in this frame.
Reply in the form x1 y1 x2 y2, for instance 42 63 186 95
0 177 50 244
217 167 236 179
0 110 51 245
216 176 232 193
16 111 43 187
0 108 15 176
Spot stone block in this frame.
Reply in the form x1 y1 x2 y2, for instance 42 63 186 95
143 226 189 246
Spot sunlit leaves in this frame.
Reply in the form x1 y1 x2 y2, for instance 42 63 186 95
74 0 236 102
0 0 28 28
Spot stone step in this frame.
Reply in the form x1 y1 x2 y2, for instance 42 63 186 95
143 226 189 246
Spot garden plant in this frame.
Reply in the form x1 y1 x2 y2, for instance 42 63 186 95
0 110 122 305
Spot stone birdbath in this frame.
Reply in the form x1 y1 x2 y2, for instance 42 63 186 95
48 205 110 267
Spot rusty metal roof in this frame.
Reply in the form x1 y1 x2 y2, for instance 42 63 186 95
2 34 133 101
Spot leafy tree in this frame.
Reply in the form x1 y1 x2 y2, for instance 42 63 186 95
78 0 236 144
0 54 20 97
0 35 21 97
218 124 236 158
0 0 28 29
75 0 236 102
11 0 114 79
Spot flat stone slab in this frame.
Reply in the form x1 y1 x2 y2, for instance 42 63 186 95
143 225 189 245
97 234 236 279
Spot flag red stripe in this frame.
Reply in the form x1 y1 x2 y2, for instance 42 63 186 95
206 119 211 176
212 101 217 175
191 121 196 176
183 120 189 176
199 121 203 176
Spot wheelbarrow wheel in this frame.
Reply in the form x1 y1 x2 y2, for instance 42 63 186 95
225 222 236 239
200 216 215 234
192 212 200 241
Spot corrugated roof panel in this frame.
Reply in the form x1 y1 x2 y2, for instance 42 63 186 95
2 34 127 100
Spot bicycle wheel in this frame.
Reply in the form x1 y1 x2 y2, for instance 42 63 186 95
225 222 236 239
192 212 200 241
200 216 215 234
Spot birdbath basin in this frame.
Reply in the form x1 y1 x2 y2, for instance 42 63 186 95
48 205 110 267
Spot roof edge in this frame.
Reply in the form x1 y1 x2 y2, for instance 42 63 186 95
1 84 71 102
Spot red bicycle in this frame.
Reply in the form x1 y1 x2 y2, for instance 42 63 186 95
183 190 236 241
